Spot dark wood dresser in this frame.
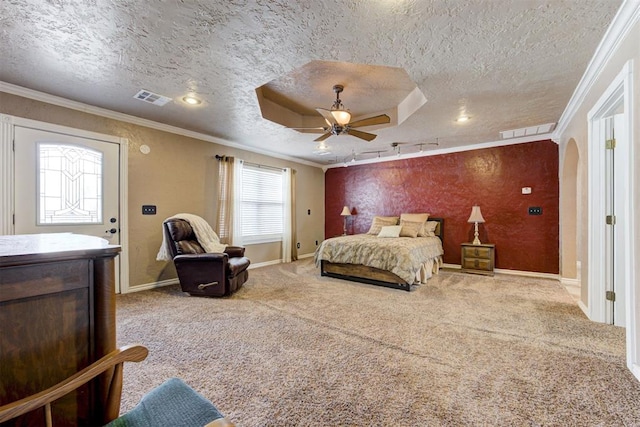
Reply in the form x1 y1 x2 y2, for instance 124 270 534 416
0 233 120 426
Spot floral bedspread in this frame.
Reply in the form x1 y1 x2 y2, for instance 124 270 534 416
314 234 444 284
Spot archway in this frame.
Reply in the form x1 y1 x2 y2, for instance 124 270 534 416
560 138 580 300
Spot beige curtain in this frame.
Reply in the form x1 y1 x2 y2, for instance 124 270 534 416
215 156 234 244
291 169 298 261
282 168 298 262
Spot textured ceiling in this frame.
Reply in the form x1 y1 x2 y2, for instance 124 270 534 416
0 0 622 166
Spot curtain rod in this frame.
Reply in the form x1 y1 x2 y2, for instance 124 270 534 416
215 155 285 172
243 160 286 172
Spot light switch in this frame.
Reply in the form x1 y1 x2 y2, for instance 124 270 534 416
522 187 532 194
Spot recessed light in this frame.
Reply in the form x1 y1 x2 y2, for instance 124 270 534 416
456 115 470 123
182 96 202 105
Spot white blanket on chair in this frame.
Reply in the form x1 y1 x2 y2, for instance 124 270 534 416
156 213 227 261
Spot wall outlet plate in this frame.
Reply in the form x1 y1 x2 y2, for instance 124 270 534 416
142 205 157 215
528 206 542 215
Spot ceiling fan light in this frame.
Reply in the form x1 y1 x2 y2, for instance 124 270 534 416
331 109 351 126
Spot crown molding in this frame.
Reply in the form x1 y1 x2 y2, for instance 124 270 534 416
555 0 640 140
0 81 324 169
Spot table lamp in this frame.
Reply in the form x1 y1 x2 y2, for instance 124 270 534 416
467 205 485 245
340 206 351 235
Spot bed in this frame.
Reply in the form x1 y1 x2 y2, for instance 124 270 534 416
315 217 444 291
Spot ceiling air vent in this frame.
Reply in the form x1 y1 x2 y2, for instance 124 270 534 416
133 90 172 106
500 122 556 139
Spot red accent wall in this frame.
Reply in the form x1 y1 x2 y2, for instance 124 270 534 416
325 140 559 274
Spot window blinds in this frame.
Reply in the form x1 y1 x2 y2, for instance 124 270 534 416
240 163 284 242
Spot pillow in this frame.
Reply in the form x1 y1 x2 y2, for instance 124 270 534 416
367 216 399 235
423 220 439 237
400 213 430 236
399 220 422 238
377 225 402 238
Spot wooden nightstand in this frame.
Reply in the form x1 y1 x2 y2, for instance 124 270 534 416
461 243 495 276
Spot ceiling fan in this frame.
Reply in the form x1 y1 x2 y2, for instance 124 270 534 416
292 85 391 142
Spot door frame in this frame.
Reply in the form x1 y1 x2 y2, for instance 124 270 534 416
586 60 637 379
0 114 130 293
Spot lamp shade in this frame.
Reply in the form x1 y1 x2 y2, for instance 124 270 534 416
331 109 352 126
467 205 485 223
340 206 351 216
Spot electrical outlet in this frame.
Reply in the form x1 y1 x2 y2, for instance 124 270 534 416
308 209 311 215
142 205 156 215
315 240 318 245
296 242 300 249
528 206 542 215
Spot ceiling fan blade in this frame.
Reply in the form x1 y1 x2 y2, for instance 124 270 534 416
316 108 336 125
347 129 377 142
290 127 327 134
349 114 391 128
314 132 333 142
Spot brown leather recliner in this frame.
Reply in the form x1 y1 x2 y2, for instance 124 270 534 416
163 218 250 297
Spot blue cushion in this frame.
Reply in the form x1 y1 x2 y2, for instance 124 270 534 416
104 378 224 427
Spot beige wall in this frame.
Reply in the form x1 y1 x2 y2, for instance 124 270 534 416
0 92 326 289
558 17 640 306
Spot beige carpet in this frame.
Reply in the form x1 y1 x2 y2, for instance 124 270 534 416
116 259 640 426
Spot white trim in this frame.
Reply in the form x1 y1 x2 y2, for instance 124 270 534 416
127 256 316 293
560 277 580 287
0 115 14 235
586 59 638 382
1 114 130 295
446 263 559 280
587 61 633 325
1 81 558 172
297 252 315 259
125 278 179 293
248 259 283 269
555 0 640 139
578 300 590 318
493 268 559 281
0 81 323 169
118 138 130 294
323 133 554 171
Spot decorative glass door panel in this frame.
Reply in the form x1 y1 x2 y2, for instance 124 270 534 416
38 143 104 225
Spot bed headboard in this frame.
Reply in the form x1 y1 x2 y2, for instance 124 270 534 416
430 217 444 243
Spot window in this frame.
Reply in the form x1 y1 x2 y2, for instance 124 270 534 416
37 143 103 224
240 163 284 244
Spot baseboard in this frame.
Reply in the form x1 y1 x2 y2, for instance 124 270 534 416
442 263 461 270
249 259 283 269
124 262 561 293
444 263 559 280
578 300 590 318
249 253 315 269
561 277 580 286
122 256 316 293
631 363 640 383
494 268 559 280
124 278 179 294
298 252 315 260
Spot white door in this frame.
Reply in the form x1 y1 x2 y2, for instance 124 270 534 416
603 113 626 327
13 125 121 289
612 113 626 327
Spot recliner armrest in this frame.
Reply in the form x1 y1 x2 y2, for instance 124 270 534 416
173 253 228 265
224 246 245 257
